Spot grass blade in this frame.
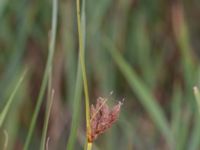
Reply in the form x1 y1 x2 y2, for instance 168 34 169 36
188 110 200 150
103 37 173 146
23 0 58 149
3 130 8 150
188 86 200 150
76 0 91 149
66 0 87 149
66 63 83 150
194 86 200 113
40 89 55 150
175 107 191 150
0 70 26 127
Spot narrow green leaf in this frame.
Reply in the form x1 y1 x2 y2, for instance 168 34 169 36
0 70 26 127
188 110 200 150
103 37 173 146
75 0 91 149
40 89 55 150
189 86 200 150
194 86 200 113
66 62 83 150
23 0 58 149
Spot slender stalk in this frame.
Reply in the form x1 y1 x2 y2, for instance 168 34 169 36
76 0 91 149
0 70 27 127
3 130 8 150
66 59 82 150
194 86 200 114
87 142 92 150
46 137 50 150
23 0 58 149
103 36 174 147
40 89 55 150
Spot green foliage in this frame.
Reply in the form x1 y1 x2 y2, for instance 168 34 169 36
0 0 200 149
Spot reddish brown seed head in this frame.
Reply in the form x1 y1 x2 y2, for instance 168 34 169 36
88 97 122 143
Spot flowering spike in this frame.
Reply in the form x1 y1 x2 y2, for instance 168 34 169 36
88 97 123 143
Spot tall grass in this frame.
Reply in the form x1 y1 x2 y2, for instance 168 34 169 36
1 0 200 150
0 70 26 127
103 36 174 146
40 89 55 150
75 0 91 149
24 0 58 149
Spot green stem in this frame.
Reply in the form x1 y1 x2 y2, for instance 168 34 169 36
76 0 90 140
0 70 27 127
23 0 58 149
87 142 92 150
194 86 200 114
40 89 55 150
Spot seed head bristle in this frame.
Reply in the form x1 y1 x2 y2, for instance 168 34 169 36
88 97 123 143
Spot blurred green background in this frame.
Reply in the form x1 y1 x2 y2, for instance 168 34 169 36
1 0 200 149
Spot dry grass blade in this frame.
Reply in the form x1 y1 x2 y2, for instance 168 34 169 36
46 137 50 150
194 86 200 114
3 130 8 150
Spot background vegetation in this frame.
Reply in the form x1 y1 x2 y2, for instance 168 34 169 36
0 0 200 149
